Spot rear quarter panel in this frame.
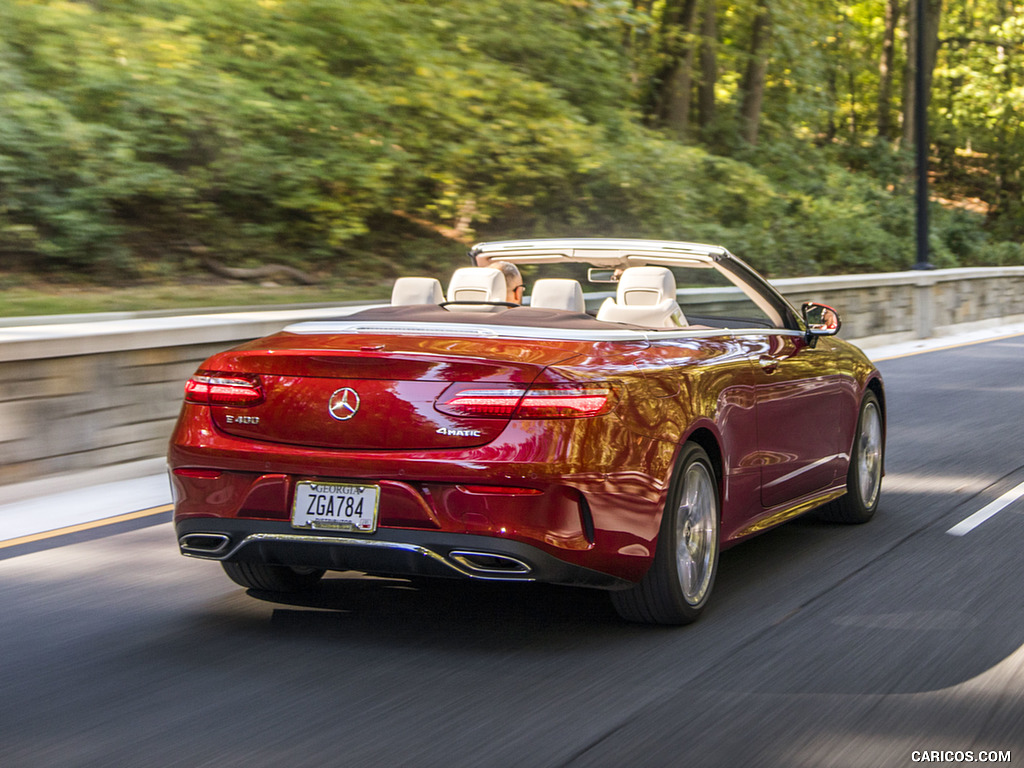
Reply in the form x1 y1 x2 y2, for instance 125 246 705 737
549 334 761 557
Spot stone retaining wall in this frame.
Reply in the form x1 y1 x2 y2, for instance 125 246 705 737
1 266 1022 488
773 267 1024 344
0 307 357 486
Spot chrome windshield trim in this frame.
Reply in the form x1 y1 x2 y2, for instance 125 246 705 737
470 238 729 262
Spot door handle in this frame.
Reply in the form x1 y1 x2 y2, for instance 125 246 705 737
758 355 780 373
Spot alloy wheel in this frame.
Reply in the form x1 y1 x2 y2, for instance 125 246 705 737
675 460 718 606
857 400 883 509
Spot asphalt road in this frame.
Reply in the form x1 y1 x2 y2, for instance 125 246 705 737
1 335 1023 768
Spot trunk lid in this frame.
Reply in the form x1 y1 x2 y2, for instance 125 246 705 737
204 332 584 450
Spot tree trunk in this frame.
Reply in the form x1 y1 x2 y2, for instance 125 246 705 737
656 0 700 139
824 66 838 143
740 0 771 145
625 0 655 81
901 0 942 148
697 0 718 131
849 68 858 138
877 0 901 139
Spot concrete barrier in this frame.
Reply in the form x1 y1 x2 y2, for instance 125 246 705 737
0 306 370 489
1 266 1022 490
772 267 1024 346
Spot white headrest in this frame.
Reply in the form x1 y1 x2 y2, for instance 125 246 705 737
529 279 585 313
447 267 506 304
617 267 677 306
596 297 688 328
391 277 444 305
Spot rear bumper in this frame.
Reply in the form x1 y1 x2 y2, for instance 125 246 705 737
168 403 673 583
175 518 631 589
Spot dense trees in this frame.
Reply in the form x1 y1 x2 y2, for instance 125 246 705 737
0 0 1021 284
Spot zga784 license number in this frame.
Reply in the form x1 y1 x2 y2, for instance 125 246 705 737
291 481 380 533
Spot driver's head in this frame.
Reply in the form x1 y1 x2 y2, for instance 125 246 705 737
490 261 524 304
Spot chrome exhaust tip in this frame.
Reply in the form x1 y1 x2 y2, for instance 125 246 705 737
179 533 231 555
448 550 532 575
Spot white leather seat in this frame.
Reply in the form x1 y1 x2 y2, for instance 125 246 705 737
446 267 507 311
596 266 687 328
391 277 444 305
529 279 585 313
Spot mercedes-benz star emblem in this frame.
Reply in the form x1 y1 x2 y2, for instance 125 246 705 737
328 387 360 421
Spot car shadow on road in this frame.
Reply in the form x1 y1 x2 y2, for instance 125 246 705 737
243 574 647 649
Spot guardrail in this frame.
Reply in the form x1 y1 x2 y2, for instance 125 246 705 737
2 266 1023 491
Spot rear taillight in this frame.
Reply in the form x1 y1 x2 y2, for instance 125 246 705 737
184 372 264 407
515 386 615 418
437 387 526 418
436 383 616 419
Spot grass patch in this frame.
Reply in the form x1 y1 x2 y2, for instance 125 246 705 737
0 276 395 319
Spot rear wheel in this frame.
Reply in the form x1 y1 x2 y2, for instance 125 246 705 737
611 443 720 625
818 391 883 524
221 561 325 592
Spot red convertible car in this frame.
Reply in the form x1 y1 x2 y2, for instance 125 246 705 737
169 238 884 624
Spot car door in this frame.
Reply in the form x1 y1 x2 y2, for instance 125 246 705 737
750 331 845 508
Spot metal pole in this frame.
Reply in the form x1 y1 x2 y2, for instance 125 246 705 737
914 0 933 270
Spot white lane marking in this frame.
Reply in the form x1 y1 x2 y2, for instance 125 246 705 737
883 473 997 495
947 480 1024 536
866 326 1024 362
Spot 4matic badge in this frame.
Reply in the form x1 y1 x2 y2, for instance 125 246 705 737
437 426 483 438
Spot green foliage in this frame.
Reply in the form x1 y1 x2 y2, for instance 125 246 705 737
931 1 1024 239
0 0 1020 288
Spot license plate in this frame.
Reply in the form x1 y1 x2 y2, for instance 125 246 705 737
291 481 380 533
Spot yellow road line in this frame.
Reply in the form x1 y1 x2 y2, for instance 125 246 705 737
0 504 173 549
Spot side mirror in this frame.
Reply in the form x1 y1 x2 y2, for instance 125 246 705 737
802 302 841 346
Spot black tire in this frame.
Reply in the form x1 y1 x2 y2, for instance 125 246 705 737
221 561 325 592
611 443 720 625
817 391 883 524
